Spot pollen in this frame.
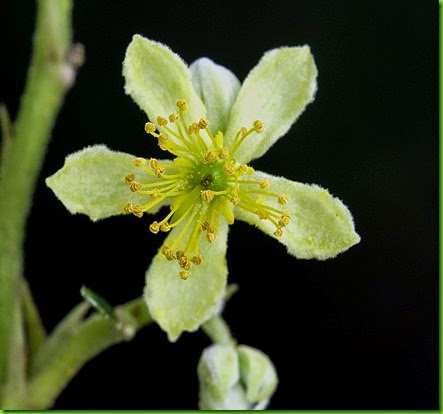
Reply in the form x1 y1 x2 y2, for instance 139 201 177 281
176 99 188 111
126 99 288 278
278 194 289 205
144 122 156 134
180 271 191 280
201 189 215 202
125 173 135 184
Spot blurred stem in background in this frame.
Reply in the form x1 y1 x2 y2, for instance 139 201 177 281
0 0 155 408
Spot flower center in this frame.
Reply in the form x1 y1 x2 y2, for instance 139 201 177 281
123 99 290 280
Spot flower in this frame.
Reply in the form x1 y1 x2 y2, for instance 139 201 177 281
197 344 278 410
46 35 360 341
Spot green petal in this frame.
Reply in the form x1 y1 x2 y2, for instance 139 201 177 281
144 219 229 341
225 46 318 164
123 34 206 125
234 171 360 259
237 345 278 404
190 58 241 135
45 145 170 221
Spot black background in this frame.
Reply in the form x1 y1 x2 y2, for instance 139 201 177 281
0 0 438 410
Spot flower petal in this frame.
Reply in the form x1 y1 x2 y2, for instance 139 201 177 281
234 171 360 259
144 219 229 341
225 46 318 164
123 34 206 125
45 145 170 221
190 58 241 135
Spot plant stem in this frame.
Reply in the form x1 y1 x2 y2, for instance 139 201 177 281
202 314 233 345
0 0 76 387
26 298 153 410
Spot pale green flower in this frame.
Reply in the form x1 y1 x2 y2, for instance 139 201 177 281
46 35 360 341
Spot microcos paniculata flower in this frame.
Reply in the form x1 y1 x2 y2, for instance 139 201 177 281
46 35 360 340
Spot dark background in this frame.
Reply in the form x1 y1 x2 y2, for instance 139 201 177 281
0 0 438 409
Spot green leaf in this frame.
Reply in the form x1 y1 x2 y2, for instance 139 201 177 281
80 286 116 321
225 46 318 164
45 145 171 221
190 58 241 135
234 171 360 259
123 35 206 126
144 220 229 341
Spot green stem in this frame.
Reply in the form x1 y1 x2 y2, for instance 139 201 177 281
26 298 153 410
202 314 233 345
0 0 76 387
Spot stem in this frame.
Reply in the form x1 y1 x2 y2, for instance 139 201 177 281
202 315 233 345
0 0 76 386
26 298 153 410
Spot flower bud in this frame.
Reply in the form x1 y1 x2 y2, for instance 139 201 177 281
198 344 278 410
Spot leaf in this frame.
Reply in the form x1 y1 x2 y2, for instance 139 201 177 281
234 170 360 259
46 145 171 221
144 220 229 341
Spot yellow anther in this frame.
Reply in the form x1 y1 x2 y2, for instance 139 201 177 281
201 221 210 231
149 158 159 170
157 116 168 126
253 120 264 133
229 194 240 205
278 194 289 205
203 150 218 163
240 127 248 137
144 122 156 134
179 256 191 270
160 222 171 232
191 254 202 265
224 163 235 174
134 157 147 167
125 173 135 184
279 215 290 227
123 202 133 214
169 113 179 122
177 99 188 111
132 204 143 218
256 210 268 220
282 210 291 218
189 122 199 134
176 250 185 260
201 190 215 202
206 232 216 243
161 245 175 261
219 148 230 159
155 167 166 178
274 227 283 237
158 132 169 149
149 221 160 234
237 165 249 175
198 118 209 129
180 271 191 280
130 182 142 192
260 180 270 189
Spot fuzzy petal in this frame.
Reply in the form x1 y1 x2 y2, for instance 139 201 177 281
123 34 206 125
45 145 171 221
190 58 241 135
234 171 360 259
145 220 229 341
225 46 317 164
